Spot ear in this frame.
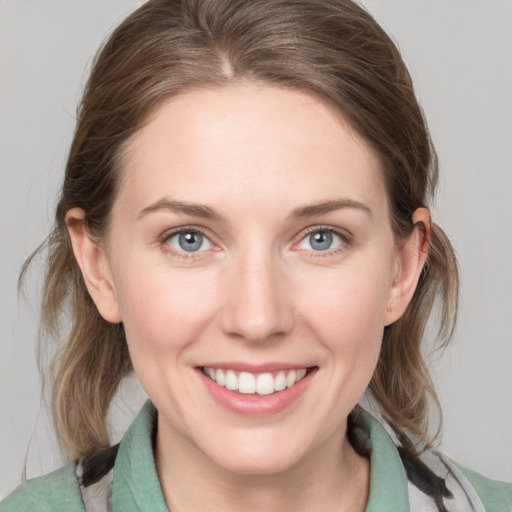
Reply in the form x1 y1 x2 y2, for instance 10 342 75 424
384 208 431 326
65 208 122 323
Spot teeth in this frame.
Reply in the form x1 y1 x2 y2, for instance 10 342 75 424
256 373 274 395
215 369 225 386
286 370 296 388
238 372 256 394
274 371 287 391
225 370 238 390
203 367 309 395
297 368 307 380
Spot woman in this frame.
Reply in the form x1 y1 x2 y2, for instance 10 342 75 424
1 0 511 510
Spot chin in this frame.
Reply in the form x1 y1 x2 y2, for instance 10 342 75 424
196 429 311 476
210 448 303 476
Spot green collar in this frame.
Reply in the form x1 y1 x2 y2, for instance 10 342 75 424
111 401 410 511
351 410 409 511
112 401 167 511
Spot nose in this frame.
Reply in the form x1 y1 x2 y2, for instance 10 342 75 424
219 248 294 344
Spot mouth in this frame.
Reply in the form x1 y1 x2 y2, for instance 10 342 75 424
200 366 316 396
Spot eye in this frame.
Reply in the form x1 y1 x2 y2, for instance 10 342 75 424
298 229 345 252
166 230 213 253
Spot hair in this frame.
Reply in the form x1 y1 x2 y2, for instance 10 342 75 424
24 0 458 459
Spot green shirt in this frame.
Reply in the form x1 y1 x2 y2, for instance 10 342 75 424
1 401 511 511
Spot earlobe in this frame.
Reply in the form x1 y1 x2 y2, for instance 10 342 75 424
384 208 431 326
65 208 122 324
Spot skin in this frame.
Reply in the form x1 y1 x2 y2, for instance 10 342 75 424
66 83 429 512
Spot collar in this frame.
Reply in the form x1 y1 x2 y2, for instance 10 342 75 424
112 401 167 511
111 400 410 511
351 410 410 511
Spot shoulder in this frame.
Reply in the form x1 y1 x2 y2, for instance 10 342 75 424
0 463 86 512
399 444 512 512
457 464 512 512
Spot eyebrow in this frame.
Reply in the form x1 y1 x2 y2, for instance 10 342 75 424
138 199 222 221
289 199 373 220
138 197 372 221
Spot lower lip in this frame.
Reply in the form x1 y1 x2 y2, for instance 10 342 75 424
197 368 317 416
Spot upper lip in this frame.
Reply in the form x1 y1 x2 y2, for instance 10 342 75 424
198 362 313 373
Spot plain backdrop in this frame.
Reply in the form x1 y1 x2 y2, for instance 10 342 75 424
1 0 511 500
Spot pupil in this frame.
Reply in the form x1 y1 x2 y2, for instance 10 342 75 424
310 231 332 251
179 232 203 252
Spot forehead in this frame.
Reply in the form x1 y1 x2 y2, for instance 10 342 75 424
117 83 387 216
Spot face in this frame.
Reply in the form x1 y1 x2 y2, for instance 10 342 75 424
79 83 417 475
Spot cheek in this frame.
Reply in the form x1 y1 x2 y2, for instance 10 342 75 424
113 263 219 354
300 263 391 332
296 262 392 371
112 264 222 408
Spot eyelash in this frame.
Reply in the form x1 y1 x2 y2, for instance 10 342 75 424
294 225 352 258
159 225 352 260
160 226 215 260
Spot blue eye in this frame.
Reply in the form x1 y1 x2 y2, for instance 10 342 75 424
167 230 212 253
299 230 343 252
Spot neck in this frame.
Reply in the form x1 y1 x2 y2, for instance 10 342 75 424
155 416 370 512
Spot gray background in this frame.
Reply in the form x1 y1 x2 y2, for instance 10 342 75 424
1 0 511 499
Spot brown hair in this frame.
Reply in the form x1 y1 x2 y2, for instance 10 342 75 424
26 0 458 459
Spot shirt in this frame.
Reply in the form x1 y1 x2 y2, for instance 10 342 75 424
1 400 511 511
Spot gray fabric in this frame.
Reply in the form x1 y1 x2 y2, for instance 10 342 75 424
76 460 112 512
405 449 486 511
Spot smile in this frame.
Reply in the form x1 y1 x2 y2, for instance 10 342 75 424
202 367 310 395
